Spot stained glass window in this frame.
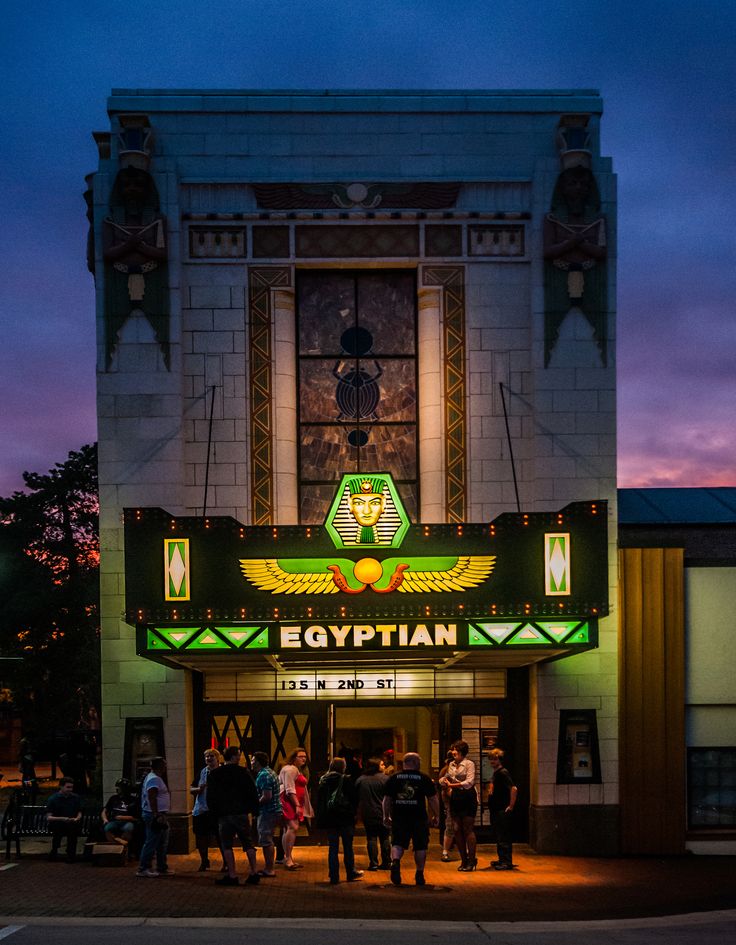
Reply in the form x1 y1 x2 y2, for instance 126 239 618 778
297 270 418 524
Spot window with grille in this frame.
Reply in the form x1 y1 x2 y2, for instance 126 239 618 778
297 269 418 524
688 747 736 828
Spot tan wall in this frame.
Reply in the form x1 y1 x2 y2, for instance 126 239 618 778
618 548 685 854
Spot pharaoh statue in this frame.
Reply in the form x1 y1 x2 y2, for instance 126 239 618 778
102 164 169 368
543 117 608 365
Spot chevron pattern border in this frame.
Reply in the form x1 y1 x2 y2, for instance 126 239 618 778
422 266 466 523
248 267 292 525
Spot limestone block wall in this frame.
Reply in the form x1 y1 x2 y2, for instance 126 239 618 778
94 152 193 808
94 91 617 838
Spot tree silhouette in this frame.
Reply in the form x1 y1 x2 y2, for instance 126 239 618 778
0 445 99 747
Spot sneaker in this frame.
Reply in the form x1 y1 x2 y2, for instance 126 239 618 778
158 869 175 876
390 860 402 886
245 873 260 885
415 870 426 886
492 862 513 871
136 869 159 877
347 870 363 881
215 875 240 886
368 864 379 871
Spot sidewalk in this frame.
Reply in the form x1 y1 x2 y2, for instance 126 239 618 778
2 843 735 922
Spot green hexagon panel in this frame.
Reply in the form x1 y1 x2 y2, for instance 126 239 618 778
325 472 411 549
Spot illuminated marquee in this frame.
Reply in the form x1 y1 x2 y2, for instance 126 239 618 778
124 473 609 649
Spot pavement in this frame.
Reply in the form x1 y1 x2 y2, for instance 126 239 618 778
1 840 735 924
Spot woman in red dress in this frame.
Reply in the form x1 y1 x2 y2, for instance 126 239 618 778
278 747 314 869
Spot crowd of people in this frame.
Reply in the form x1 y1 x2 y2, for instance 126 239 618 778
42 740 518 884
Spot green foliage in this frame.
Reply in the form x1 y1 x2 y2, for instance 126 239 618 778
0 445 100 739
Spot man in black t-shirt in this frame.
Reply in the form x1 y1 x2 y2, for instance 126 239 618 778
382 752 439 886
488 748 518 870
206 746 260 886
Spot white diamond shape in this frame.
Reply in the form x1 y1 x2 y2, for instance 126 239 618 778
169 545 186 595
549 540 568 591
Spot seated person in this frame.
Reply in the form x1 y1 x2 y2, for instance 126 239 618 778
102 778 139 845
46 777 82 862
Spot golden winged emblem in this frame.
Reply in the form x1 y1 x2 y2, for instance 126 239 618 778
239 555 496 595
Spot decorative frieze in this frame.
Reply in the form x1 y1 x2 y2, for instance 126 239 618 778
468 224 525 257
189 227 246 258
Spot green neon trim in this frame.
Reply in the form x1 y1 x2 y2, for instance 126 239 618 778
244 627 270 648
215 626 264 648
537 621 580 640
155 626 202 648
508 624 551 645
146 630 171 650
470 623 521 644
566 623 590 643
187 629 230 650
468 624 495 646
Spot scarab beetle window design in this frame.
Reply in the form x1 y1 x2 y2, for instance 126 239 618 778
297 270 418 524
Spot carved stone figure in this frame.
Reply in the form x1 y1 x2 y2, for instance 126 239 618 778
102 166 168 368
543 155 608 365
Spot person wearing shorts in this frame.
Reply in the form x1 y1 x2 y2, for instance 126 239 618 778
439 739 478 871
190 748 223 871
252 751 282 878
206 746 260 887
382 752 439 887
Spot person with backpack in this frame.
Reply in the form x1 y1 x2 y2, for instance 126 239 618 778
315 757 363 885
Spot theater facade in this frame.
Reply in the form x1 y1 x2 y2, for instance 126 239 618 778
89 89 620 853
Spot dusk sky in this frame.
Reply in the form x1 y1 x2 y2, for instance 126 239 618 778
2 1 735 496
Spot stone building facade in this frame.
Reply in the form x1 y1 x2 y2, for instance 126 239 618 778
89 90 618 853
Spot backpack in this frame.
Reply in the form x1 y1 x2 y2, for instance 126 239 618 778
317 774 353 826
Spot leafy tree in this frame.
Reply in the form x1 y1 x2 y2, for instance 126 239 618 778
0 444 100 745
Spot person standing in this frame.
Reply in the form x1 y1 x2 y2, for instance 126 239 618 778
382 751 439 887
206 746 260 886
252 752 282 878
355 759 390 870
439 739 478 871
137 757 173 877
46 777 82 862
315 757 363 885
190 748 224 871
278 747 313 870
438 751 457 862
488 748 518 871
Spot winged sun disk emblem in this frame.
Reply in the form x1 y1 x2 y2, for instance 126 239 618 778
239 556 496 595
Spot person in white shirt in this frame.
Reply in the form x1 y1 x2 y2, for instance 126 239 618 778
137 757 173 877
439 739 478 871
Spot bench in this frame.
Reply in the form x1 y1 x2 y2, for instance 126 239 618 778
2 792 102 859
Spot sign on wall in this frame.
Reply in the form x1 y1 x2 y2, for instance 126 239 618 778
125 473 609 645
